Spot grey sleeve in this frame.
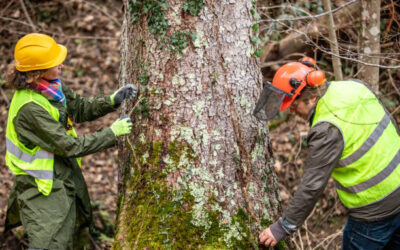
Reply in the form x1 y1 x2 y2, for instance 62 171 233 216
282 122 344 227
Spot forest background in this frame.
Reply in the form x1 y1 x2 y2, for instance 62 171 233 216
0 0 399 249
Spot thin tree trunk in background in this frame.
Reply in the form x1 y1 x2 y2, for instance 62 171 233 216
115 0 281 248
358 0 381 92
323 0 343 81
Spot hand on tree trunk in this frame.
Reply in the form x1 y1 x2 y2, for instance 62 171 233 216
259 227 278 247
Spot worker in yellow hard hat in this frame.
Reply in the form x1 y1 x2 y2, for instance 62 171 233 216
256 58 400 249
4 33 137 249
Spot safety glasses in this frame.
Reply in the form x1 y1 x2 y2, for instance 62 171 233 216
253 82 293 121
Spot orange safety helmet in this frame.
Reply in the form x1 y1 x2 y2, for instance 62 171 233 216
253 57 326 121
272 57 326 111
14 33 67 72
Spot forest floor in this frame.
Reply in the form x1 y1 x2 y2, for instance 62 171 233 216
0 0 398 249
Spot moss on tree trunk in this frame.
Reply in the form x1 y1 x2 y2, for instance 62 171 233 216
114 0 283 248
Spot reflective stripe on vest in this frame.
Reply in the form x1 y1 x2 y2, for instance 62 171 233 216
312 80 400 208
6 138 53 163
337 113 391 167
5 89 59 196
335 149 400 193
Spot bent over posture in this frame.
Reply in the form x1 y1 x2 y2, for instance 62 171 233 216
4 33 137 249
255 58 400 249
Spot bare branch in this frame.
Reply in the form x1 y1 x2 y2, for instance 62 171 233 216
19 0 37 32
68 0 121 27
0 16 35 28
273 19 400 69
259 0 359 23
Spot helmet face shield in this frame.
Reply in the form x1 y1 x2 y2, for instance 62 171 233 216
253 82 293 121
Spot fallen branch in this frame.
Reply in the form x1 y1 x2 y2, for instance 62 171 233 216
312 230 343 250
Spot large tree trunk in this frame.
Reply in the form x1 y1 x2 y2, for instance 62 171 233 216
115 0 281 248
358 0 381 92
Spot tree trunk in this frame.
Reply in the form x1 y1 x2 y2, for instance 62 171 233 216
322 0 343 81
358 0 381 92
114 0 281 248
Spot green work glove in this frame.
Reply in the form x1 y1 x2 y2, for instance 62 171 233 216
110 115 133 136
110 84 138 106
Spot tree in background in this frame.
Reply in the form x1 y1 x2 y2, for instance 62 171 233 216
358 0 381 92
114 0 282 248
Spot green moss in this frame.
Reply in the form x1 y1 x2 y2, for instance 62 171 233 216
115 160 228 248
116 170 268 248
168 140 197 164
150 141 163 166
117 135 270 248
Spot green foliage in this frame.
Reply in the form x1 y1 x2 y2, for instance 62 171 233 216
128 0 200 55
128 0 167 35
251 36 262 46
129 0 170 36
169 31 191 54
253 49 262 57
138 73 149 85
134 98 149 118
250 1 262 57
250 8 261 20
233 156 240 168
252 23 259 32
183 0 204 16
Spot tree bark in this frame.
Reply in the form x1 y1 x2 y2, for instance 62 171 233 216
323 0 343 81
358 0 381 92
114 0 281 249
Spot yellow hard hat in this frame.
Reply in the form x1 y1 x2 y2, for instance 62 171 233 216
14 33 67 72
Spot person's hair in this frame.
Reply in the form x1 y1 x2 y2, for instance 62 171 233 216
298 83 328 104
6 62 47 89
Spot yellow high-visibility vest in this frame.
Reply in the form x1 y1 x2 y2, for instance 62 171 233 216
312 80 400 208
6 88 81 196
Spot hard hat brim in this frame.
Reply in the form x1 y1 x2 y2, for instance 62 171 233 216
48 44 67 69
16 44 67 72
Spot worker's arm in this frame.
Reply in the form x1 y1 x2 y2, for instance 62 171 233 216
260 122 344 246
62 83 118 123
14 102 117 158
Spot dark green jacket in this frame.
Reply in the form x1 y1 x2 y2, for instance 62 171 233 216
5 83 117 249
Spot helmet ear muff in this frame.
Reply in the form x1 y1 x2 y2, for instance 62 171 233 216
306 70 326 87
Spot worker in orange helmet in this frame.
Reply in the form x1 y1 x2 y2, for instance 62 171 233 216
255 57 400 249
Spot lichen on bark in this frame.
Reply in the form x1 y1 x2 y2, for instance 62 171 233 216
115 0 282 248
